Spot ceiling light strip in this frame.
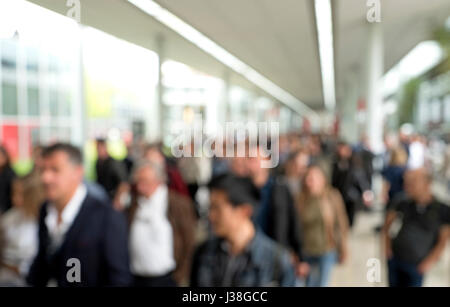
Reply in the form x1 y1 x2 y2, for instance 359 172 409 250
314 0 336 111
127 0 317 118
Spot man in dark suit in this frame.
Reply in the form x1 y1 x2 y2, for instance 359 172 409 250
27 143 132 287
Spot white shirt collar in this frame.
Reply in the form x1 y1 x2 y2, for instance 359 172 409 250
130 184 175 276
45 184 87 243
138 184 168 215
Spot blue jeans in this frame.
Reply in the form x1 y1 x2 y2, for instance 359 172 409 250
304 251 337 287
388 257 423 287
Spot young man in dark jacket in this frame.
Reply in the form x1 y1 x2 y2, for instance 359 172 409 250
191 174 296 287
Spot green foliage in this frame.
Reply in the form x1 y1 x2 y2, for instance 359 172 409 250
433 26 450 74
396 22 450 127
398 77 422 126
12 160 33 176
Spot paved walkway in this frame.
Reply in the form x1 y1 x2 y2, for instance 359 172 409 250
330 190 450 287
194 179 450 287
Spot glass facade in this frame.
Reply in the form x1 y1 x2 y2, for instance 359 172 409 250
82 27 159 145
0 37 80 166
0 0 299 172
417 70 450 133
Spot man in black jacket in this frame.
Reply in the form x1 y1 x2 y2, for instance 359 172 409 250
27 143 132 287
95 138 130 210
331 141 373 228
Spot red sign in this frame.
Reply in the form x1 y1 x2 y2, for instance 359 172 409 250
1 125 19 161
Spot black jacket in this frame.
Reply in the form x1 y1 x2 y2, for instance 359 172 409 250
0 166 15 213
27 192 132 287
95 157 128 200
190 230 296 287
331 158 370 205
266 177 303 261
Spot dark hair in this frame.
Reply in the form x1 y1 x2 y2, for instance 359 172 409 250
96 138 107 145
208 174 260 208
337 140 349 147
42 143 83 166
0 145 11 168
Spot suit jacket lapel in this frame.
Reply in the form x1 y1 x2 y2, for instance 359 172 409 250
58 194 92 253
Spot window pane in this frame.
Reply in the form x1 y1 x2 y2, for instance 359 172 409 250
2 82 18 115
49 89 58 117
30 126 41 146
60 91 72 116
27 87 39 116
1 40 17 70
49 55 59 73
26 47 39 72
445 95 450 122
48 126 70 142
59 127 71 142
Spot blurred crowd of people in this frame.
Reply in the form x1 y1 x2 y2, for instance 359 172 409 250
0 129 449 287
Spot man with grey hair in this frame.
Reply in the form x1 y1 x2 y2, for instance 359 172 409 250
127 160 197 287
27 143 132 287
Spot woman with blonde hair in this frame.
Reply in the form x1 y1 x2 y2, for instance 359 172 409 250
0 174 44 286
296 165 349 287
381 146 408 207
